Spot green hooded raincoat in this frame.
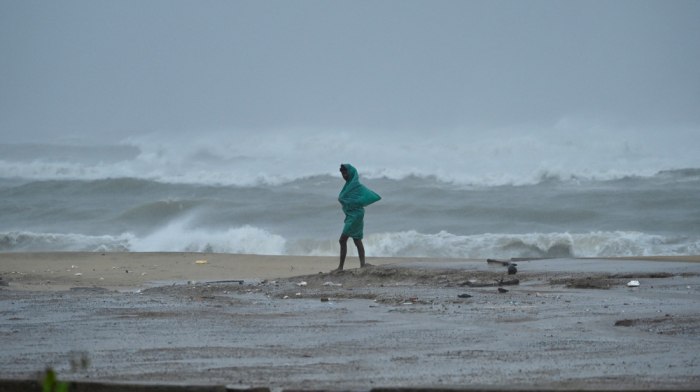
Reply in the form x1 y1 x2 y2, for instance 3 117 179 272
339 164 381 239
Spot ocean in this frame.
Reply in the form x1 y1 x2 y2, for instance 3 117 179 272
1 124 699 258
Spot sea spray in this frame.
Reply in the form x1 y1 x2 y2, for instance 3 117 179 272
128 223 286 254
1 121 698 186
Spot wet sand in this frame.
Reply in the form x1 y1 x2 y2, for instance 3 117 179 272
1 253 699 390
0 252 409 291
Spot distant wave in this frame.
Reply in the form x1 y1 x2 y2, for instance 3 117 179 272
1 122 699 187
1 158 698 189
2 228 698 258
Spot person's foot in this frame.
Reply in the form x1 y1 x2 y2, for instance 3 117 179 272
360 262 374 268
331 268 343 273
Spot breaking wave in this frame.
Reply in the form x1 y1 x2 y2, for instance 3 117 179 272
359 230 700 259
2 228 698 259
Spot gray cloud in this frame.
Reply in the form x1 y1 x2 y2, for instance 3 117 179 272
1 1 699 143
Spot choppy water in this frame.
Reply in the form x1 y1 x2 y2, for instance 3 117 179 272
1 124 699 258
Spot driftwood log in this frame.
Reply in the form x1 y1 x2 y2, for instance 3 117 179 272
206 279 245 284
460 278 520 287
487 258 516 266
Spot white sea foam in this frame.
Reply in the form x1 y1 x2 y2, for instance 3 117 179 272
0 231 135 252
128 221 287 254
1 120 698 187
0 225 286 255
4 228 697 258
292 230 700 259
358 230 700 259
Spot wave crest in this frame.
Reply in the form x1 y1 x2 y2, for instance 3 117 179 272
4 229 696 258
362 230 699 259
0 231 134 252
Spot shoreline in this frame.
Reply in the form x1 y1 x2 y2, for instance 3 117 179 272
1 252 698 292
0 252 474 291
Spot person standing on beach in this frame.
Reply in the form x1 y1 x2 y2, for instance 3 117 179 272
334 164 381 271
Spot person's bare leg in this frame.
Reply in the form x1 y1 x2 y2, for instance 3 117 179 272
333 234 349 272
354 238 372 267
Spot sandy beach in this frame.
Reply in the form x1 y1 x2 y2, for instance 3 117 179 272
1 252 700 390
0 252 421 291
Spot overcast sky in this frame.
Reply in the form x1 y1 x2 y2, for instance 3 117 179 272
1 0 699 143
